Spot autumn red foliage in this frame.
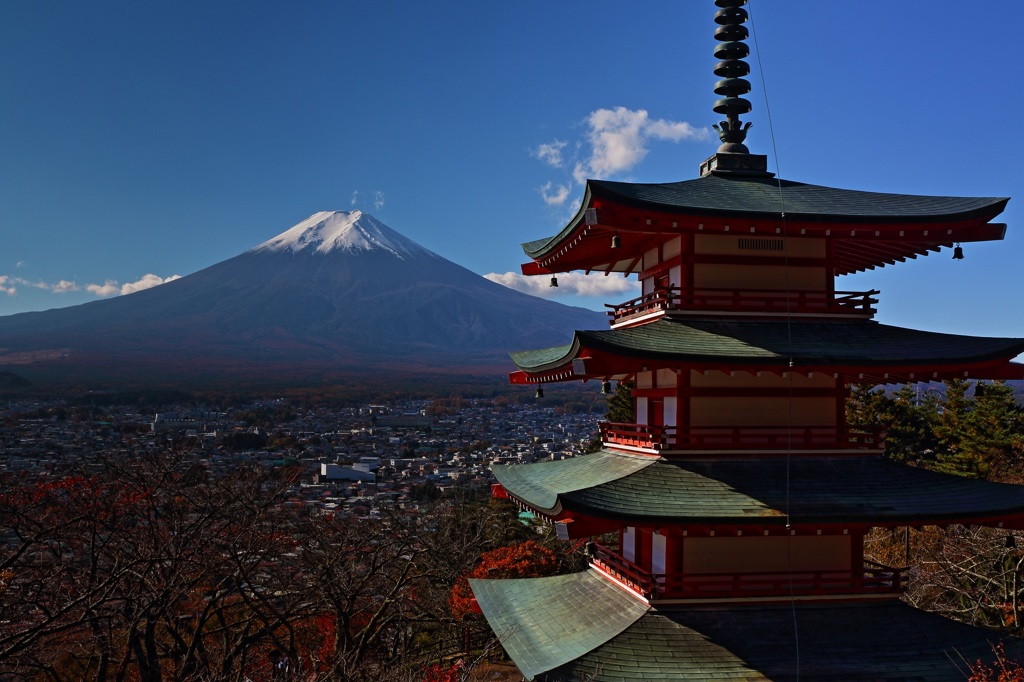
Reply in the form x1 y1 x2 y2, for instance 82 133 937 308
422 660 463 682
449 540 559 620
969 644 1024 681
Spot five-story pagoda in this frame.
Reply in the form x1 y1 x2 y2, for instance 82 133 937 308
471 2 1024 680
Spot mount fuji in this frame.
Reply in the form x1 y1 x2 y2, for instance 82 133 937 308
0 211 604 386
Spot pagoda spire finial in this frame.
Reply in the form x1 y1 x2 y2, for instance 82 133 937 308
711 0 753 154
699 0 770 177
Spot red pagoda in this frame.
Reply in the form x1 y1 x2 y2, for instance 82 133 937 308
471 2 1024 680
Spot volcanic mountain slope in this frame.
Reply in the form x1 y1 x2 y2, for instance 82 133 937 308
0 211 604 384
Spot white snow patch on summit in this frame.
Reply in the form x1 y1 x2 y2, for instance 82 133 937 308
250 210 432 260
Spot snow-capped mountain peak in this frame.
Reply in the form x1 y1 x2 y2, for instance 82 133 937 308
250 210 431 260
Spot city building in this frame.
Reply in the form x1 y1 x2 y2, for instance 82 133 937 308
472 1 1024 679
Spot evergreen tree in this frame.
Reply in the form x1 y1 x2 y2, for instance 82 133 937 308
604 381 635 424
964 381 1024 479
846 384 939 463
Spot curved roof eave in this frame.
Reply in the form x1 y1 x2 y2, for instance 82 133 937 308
520 175 1009 262
491 450 657 513
509 319 1024 374
470 570 649 681
494 450 1024 526
521 185 594 259
589 175 1009 224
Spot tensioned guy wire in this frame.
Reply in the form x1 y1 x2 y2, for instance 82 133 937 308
747 2 800 679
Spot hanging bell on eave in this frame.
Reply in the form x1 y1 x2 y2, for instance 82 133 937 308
601 380 612 394
1007 533 1017 549
611 233 622 249
550 275 558 287
952 243 965 260
535 386 544 399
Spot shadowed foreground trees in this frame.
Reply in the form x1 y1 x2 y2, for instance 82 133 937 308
0 453 542 681
852 381 1024 675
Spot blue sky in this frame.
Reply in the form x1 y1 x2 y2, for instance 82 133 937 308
2 1 1022 340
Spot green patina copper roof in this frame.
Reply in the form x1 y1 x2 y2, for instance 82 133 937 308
491 450 656 510
508 343 576 371
555 595 1024 681
522 175 1008 259
475 570 1024 681
494 450 1024 525
510 318 1024 373
470 570 649 681
591 175 1008 221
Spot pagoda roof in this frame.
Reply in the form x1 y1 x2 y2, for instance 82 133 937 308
509 318 1024 380
521 174 1008 276
597 174 1003 224
472 569 1024 681
491 450 1024 526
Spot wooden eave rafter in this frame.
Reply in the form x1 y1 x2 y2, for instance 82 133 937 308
522 196 1006 276
508 362 584 385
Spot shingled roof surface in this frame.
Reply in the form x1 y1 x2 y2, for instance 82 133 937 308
522 174 1007 259
470 571 649 681
474 570 1024 681
556 596 1024 681
591 175 1008 221
509 318 1024 373
492 450 1024 524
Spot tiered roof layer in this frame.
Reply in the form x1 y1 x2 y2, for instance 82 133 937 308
493 450 1024 527
473 570 1024 681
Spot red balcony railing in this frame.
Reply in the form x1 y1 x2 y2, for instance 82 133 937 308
606 287 879 324
599 422 677 450
590 542 658 598
598 422 882 452
590 543 904 600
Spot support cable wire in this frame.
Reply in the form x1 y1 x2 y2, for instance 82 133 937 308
748 3 799 679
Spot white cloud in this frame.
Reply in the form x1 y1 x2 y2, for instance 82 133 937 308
373 191 385 210
85 274 181 297
0 275 79 294
119 274 181 295
573 107 708 183
51 280 78 293
0 272 180 299
86 280 120 297
532 140 567 168
533 107 709 194
539 181 571 206
485 271 640 299
350 191 359 206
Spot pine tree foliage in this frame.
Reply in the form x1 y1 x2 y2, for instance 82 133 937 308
604 381 635 424
847 384 940 464
847 380 1024 480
